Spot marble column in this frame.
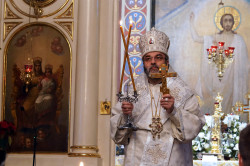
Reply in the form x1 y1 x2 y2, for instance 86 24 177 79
69 0 100 157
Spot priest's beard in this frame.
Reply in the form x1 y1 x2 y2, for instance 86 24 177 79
144 64 161 83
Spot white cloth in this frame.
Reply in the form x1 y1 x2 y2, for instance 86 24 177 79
196 34 249 114
111 73 205 166
35 78 55 113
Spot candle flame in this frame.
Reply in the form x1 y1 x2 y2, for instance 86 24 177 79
130 20 133 25
120 20 123 26
80 161 84 166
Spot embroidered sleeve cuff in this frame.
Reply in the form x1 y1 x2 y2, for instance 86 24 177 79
169 108 181 128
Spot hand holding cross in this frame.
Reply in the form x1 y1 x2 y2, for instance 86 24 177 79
149 64 177 94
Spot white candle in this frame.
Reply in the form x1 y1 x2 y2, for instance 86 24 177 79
79 161 84 166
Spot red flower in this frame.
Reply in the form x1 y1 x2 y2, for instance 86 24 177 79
0 121 9 129
0 120 16 136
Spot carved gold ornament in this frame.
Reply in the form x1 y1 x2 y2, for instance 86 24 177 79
3 22 22 41
55 21 73 40
55 2 73 19
23 0 57 7
4 1 22 19
9 0 69 18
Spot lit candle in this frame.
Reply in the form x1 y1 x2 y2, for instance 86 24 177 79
119 20 137 93
218 42 225 50
125 20 136 92
224 49 229 57
119 20 128 93
24 64 33 73
119 20 126 45
228 47 235 54
79 161 84 166
211 46 218 53
218 42 225 47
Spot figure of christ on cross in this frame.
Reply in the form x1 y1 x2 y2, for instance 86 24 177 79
149 64 177 95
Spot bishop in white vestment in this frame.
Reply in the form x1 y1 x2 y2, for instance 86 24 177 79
111 28 205 166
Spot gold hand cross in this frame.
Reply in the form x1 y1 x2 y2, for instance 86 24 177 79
149 64 177 94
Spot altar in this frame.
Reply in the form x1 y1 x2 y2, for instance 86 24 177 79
115 157 239 166
193 160 239 166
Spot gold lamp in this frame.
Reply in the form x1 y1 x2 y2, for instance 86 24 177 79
206 42 235 80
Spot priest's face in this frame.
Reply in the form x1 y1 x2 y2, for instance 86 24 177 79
143 51 168 77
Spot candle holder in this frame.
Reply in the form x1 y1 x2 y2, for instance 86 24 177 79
117 20 139 131
117 82 138 131
24 64 33 93
206 42 235 80
211 93 223 154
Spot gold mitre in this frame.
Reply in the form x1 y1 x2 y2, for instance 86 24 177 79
45 64 53 70
139 27 170 57
33 57 42 64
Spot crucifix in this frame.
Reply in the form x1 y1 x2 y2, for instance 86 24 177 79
149 64 177 94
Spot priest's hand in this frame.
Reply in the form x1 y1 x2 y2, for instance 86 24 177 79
121 102 134 115
161 94 175 114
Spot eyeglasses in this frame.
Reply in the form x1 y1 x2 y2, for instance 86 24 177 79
143 55 165 63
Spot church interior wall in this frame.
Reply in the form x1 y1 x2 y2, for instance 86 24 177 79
1 0 249 166
0 0 118 166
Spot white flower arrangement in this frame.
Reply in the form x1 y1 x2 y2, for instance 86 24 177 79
192 122 211 159
192 114 247 160
221 115 247 159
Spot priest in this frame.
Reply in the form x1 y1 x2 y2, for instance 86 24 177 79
110 28 205 166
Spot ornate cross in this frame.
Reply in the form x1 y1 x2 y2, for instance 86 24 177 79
149 117 163 139
149 64 177 94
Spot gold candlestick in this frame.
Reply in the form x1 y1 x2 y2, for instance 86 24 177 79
211 93 223 154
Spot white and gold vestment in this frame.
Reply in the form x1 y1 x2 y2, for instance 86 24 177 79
111 72 205 166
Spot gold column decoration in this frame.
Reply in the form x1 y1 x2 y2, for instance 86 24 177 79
4 1 22 19
211 93 223 154
55 21 73 40
3 22 22 41
55 2 73 19
68 146 101 158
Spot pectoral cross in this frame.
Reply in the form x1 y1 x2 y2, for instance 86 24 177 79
149 64 177 94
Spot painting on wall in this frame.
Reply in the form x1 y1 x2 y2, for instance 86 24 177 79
3 23 71 153
153 0 250 115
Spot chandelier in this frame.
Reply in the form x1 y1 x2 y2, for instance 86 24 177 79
206 42 235 80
